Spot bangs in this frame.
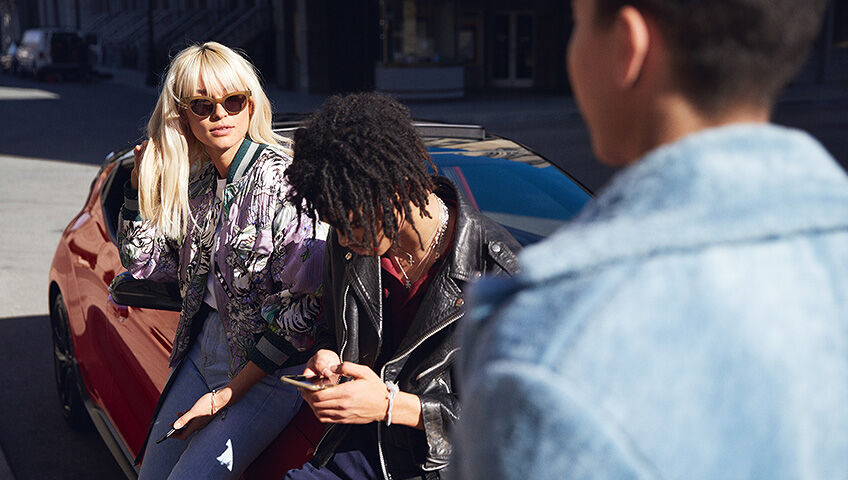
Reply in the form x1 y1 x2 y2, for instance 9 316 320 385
173 45 251 100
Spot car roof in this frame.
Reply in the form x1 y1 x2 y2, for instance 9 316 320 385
272 117 591 195
102 119 591 196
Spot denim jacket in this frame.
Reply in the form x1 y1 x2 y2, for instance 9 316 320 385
452 124 848 479
118 138 328 376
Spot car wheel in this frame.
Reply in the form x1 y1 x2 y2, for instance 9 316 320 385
51 293 92 430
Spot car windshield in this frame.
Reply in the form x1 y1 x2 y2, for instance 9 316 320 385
425 137 591 245
22 30 43 44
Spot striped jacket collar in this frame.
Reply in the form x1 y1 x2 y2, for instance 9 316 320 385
226 137 267 185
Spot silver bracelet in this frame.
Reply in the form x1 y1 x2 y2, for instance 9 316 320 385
211 389 219 415
384 381 399 426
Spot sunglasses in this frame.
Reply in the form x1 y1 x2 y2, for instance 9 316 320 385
182 91 251 118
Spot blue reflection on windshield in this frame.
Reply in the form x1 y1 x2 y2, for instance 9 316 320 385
428 148 591 244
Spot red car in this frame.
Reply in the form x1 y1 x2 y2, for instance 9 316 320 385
48 122 591 478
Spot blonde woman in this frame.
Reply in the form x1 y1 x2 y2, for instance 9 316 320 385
117 42 327 479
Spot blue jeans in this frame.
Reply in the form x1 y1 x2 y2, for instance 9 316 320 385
283 425 379 480
139 310 304 480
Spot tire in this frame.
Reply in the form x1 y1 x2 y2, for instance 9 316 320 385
51 293 92 430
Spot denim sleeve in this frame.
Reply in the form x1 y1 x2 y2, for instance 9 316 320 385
117 180 180 282
452 362 655 480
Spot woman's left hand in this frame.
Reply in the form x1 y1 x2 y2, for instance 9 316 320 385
171 389 231 440
302 362 389 424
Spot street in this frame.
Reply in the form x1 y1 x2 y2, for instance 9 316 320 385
0 70 847 479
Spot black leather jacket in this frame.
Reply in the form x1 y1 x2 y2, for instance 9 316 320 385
310 178 521 479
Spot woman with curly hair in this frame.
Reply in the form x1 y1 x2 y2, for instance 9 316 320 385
118 42 327 479
282 92 521 480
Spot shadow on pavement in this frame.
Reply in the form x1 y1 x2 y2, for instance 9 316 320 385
0 73 155 166
0 314 124 480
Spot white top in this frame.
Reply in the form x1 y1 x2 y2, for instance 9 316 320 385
203 177 227 309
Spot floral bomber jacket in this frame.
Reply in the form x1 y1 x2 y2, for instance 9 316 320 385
117 138 328 376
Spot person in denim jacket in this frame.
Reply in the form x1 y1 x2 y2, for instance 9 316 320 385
453 1 848 479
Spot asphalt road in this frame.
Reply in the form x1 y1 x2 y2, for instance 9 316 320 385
0 70 846 479
1 74 156 166
0 73 155 479
0 154 124 479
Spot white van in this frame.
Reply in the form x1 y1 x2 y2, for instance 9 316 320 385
15 29 87 80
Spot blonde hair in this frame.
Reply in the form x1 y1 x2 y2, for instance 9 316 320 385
138 41 286 240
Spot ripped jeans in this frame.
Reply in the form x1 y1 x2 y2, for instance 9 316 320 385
138 309 304 480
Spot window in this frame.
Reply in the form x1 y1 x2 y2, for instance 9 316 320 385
383 0 457 64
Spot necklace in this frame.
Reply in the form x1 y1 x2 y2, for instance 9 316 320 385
391 196 449 289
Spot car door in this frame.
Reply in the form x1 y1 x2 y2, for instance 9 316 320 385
73 159 178 456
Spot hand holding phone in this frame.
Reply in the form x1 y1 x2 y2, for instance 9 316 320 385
280 374 352 391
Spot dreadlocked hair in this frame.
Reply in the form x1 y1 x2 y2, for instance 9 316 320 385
286 92 436 251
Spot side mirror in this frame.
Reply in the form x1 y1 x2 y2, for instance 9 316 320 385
109 272 182 312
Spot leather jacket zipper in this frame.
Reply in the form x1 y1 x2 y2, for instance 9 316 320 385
313 423 336 457
338 285 351 359
382 310 464 377
377 310 464 480
415 347 460 381
314 285 351 457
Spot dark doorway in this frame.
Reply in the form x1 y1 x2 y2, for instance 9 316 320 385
326 0 380 92
491 11 534 87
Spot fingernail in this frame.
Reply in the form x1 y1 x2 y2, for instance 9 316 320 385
173 422 182 429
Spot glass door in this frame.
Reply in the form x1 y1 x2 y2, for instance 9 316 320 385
492 12 534 87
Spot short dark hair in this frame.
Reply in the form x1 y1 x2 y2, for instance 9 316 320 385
594 0 828 111
285 92 435 249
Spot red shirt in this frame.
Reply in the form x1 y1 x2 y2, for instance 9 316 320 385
379 202 456 357
380 255 443 354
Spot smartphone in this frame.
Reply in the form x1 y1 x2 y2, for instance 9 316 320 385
155 425 186 444
280 374 351 391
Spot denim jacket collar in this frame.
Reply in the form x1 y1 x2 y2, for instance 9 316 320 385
520 123 848 283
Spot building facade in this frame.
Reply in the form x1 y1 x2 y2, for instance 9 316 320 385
373 0 570 98
28 0 277 83
0 0 38 53
11 0 848 96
